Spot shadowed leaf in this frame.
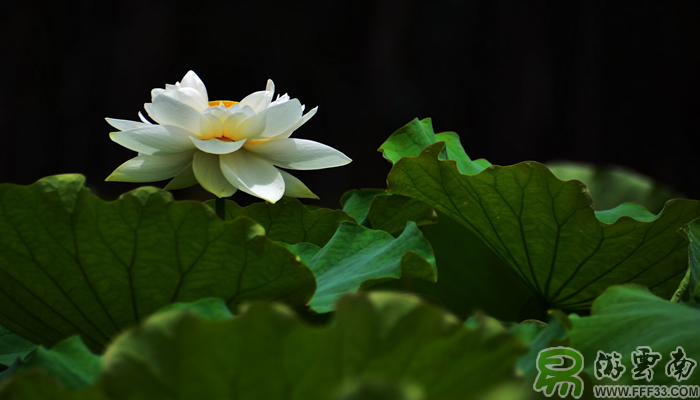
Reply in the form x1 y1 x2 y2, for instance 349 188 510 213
205 197 353 246
0 292 527 399
0 175 315 351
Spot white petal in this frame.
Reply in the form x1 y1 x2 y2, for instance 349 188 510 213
271 106 317 140
270 93 290 107
164 86 209 112
164 163 198 190
202 105 230 121
106 152 194 182
245 138 351 170
256 99 303 139
138 112 153 124
222 112 248 139
105 118 149 131
181 71 209 102
145 95 206 134
220 150 285 203
234 112 267 140
109 125 196 155
237 105 256 117
190 137 246 155
199 112 224 139
266 79 275 94
192 152 237 198
239 90 272 113
280 170 318 199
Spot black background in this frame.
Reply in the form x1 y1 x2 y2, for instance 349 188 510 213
1 0 699 208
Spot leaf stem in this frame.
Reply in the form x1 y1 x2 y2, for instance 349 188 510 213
216 197 226 221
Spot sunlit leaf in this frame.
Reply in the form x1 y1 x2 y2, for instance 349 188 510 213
283 221 437 313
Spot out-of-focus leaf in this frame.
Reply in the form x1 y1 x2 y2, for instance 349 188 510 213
18 337 101 391
548 161 681 214
0 292 528 399
0 326 36 367
569 285 700 385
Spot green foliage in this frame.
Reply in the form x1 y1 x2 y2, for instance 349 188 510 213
678 218 700 303
341 189 438 236
0 175 315 351
205 197 353 246
18 337 101 390
377 210 532 321
548 161 681 214
0 292 528 399
2 116 699 398
381 119 700 310
283 221 437 313
0 325 36 367
568 285 700 385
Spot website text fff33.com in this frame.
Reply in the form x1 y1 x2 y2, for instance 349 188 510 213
593 385 699 399
534 346 698 398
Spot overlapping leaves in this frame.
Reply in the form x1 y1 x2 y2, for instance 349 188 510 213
548 161 681 214
539 285 700 386
0 174 316 351
382 118 700 309
205 197 353 246
0 293 528 399
284 221 437 312
0 174 437 358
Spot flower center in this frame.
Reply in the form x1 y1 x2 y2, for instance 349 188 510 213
205 100 241 141
208 100 238 108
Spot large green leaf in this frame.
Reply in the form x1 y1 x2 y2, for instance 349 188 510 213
0 175 315 351
384 131 700 310
283 221 437 313
205 197 353 246
0 292 527 399
569 285 700 385
548 161 681 214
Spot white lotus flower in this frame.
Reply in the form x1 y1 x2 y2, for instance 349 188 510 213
106 71 351 203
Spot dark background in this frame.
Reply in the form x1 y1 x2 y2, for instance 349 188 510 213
1 0 699 208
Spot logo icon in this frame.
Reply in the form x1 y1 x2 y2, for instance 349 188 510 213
533 347 585 398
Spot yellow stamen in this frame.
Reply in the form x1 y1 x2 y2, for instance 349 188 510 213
208 100 239 108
